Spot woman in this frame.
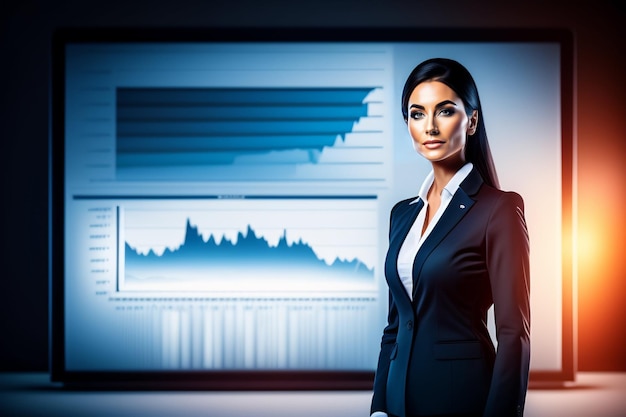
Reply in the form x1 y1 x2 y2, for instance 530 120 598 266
370 58 530 417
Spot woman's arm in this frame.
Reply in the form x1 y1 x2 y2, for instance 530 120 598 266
370 291 399 415
483 192 531 417
371 200 407 415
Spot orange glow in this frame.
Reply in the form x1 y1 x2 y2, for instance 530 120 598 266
575 117 626 370
576 162 622 281
575 227 599 270
576 218 607 285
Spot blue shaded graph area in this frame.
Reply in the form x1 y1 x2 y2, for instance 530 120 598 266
115 87 381 181
124 220 374 289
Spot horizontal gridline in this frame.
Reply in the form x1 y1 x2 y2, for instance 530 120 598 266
116 87 380 105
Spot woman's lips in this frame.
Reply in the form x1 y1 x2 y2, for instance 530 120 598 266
423 140 445 149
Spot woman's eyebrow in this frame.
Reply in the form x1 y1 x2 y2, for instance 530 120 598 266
409 100 458 110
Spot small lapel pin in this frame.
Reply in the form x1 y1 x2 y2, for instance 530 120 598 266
460 204 466 209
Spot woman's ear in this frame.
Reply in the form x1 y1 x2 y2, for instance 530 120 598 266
467 110 478 136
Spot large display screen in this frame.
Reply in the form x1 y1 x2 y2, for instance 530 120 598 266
50 28 574 387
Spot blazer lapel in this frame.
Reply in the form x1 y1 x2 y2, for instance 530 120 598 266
411 169 483 299
387 198 424 306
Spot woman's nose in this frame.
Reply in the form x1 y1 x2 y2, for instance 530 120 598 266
426 117 439 135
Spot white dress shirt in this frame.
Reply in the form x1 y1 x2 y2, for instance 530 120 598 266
396 162 473 300
370 162 473 417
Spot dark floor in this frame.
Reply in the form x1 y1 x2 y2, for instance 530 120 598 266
1 372 625 417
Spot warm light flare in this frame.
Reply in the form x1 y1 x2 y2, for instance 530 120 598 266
576 210 615 306
576 157 622 293
576 224 603 275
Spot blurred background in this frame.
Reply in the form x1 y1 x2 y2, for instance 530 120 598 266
0 0 624 374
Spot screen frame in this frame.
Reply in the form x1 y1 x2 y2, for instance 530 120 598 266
50 26 575 388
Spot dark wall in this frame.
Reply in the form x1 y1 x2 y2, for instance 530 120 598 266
1 0 625 372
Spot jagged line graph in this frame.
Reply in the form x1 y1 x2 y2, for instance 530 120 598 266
119 198 378 292
115 87 386 181
124 221 373 285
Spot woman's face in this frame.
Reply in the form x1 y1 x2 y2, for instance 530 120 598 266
406 81 477 167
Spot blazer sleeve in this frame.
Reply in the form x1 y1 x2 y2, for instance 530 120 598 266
370 202 404 415
483 192 531 417
370 291 398 414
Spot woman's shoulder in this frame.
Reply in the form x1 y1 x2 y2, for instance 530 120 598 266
387 197 420 224
478 183 525 206
392 196 418 208
476 184 526 221
390 196 419 214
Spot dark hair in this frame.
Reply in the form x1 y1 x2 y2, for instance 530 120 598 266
401 58 500 189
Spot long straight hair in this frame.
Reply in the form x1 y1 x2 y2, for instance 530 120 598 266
401 58 500 189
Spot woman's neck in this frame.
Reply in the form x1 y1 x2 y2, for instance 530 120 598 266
430 159 466 196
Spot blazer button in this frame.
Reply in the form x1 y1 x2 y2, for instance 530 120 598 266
406 320 413 330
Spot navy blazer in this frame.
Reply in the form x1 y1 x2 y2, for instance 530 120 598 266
371 168 530 417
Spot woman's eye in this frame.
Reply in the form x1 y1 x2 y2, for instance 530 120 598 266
438 108 454 116
410 111 425 119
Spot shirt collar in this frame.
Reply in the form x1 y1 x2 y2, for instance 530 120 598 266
410 162 474 205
